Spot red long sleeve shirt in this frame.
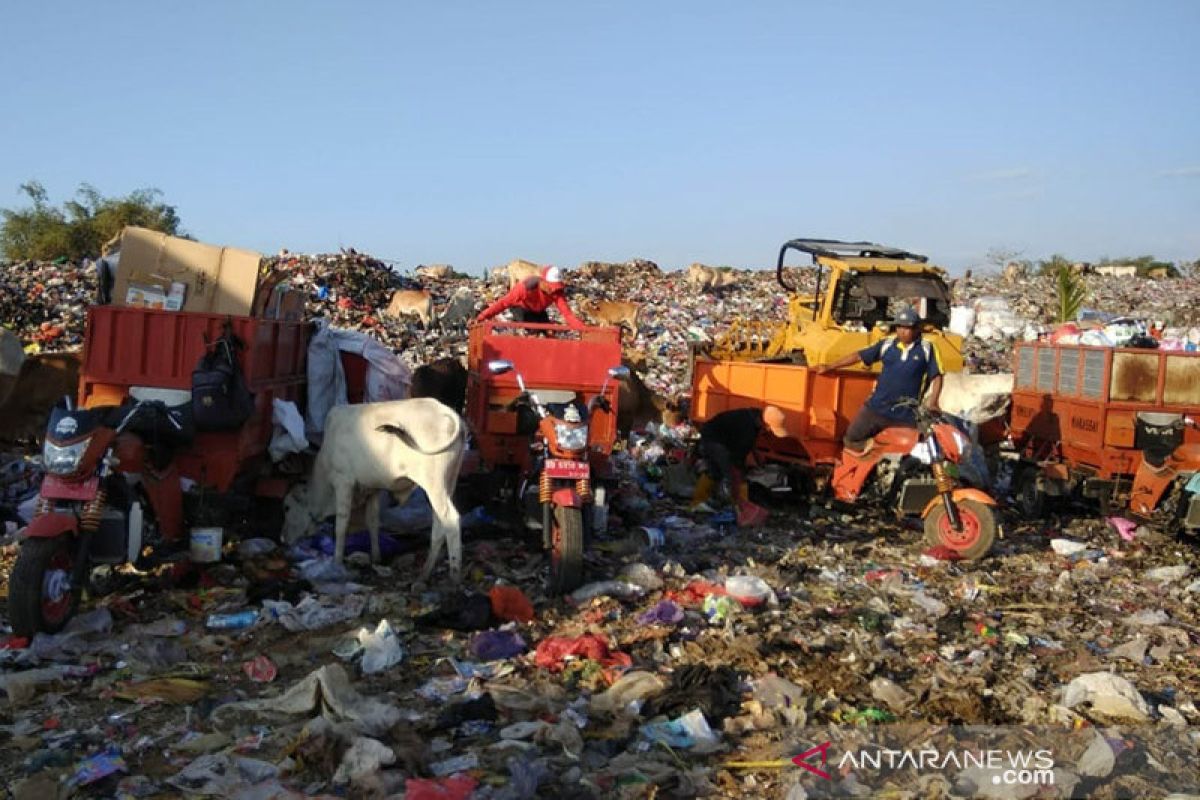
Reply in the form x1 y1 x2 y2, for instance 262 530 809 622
476 277 585 328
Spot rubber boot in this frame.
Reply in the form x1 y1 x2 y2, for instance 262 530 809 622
690 473 717 512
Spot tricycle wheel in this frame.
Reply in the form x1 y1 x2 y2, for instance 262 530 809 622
1015 473 1044 519
924 498 996 561
547 505 584 595
9 536 81 637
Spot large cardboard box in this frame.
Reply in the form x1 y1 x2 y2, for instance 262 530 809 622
112 227 262 317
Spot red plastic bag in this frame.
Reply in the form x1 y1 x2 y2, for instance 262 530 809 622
489 585 534 623
534 634 632 671
405 776 478 800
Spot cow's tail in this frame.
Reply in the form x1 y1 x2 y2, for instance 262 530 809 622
376 415 464 455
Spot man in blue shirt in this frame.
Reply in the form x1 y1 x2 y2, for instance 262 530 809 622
815 306 943 453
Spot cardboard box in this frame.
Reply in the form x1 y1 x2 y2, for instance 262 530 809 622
111 227 263 317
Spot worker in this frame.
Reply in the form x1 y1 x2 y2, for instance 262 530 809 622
690 405 793 526
815 306 943 453
475 266 585 329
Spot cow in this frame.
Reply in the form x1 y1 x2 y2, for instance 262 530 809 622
686 263 738 292
578 261 620 280
0 351 82 445
410 356 469 414
438 287 477 332
385 289 434 327
578 299 642 340
617 354 683 432
505 259 542 287
286 398 467 580
415 264 455 280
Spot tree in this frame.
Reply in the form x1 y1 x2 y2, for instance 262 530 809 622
1055 263 1086 323
1 180 184 262
985 246 1024 273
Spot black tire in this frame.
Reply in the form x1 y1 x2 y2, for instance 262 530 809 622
1015 474 1045 519
547 505 584 595
9 537 81 637
924 498 996 561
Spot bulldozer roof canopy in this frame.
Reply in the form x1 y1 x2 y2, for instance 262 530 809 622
783 239 928 263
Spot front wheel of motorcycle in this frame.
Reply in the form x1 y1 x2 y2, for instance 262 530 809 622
9 536 81 637
924 498 996 560
547 505 584 595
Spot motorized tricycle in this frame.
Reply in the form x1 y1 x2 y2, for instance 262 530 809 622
830 399 999 560
10 396 193 635
486 359 628 593
1009 341 1200 535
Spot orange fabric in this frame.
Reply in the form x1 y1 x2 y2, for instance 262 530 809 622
534 634 632 671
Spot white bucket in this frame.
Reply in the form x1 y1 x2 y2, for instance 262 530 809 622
190 527 224 563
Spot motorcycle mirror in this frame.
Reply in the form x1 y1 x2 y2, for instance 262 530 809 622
487 359 514 375
607 366 630 380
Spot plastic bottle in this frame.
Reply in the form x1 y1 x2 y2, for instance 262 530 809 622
568 580 645 604
206 610 259 630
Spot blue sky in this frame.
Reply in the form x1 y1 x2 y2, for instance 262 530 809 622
2 1 1197 274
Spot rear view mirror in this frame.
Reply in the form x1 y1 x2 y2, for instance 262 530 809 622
607 366 630 380
487 360 514 375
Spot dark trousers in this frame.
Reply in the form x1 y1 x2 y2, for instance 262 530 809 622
511 308 550 324
844 405 914 449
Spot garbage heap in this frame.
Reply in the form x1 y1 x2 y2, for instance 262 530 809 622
7 252 1200 391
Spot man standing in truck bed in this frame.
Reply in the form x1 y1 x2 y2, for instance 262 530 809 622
475 266 585 329
816 306 943 452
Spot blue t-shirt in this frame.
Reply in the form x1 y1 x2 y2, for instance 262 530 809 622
858 336 942 421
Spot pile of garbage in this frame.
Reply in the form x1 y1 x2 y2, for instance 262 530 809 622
2 468 1198 797
7 251 1200 391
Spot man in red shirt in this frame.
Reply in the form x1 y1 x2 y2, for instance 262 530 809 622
475 266 585 329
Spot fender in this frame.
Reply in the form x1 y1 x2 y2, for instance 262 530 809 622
24 512 80 539
551 488 583 509
921 488 996 519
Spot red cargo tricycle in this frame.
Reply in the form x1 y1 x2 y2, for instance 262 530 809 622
9 305 307 636
464 321 625 593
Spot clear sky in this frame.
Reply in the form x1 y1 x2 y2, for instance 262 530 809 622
2 1 1197 274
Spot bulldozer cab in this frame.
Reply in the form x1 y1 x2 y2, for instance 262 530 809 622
708 238 963 372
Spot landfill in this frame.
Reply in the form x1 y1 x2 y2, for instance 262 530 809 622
2 254 1200 797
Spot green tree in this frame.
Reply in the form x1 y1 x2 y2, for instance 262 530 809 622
1055 264 1086 323
1 180 184 262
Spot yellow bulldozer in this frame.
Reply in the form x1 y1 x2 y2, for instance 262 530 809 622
705 238 964 372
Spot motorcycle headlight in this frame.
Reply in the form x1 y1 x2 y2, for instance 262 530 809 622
554 423 589 452
43 438 90 475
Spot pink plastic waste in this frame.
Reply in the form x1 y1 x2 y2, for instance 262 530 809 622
405 776 478 800
1107 516 1138 542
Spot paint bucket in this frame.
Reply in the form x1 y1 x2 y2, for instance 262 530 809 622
190 527 224 564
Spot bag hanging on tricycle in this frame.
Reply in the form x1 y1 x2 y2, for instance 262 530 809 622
192 321 255 431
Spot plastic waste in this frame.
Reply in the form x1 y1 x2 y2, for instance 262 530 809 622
406 776 479 800
637 600 684 625
488 585 534 623
640 708 720 752
703 594 742 623
754 674 806 709
590 671 667 714
334 736 396 785
911 591 949 618
237 538 277 558
1145 565 1189 583
206 610 259 630
1061 672 1151 721
470 629 527 661
619 562 664 590
724 575 773 606
68 749 127 787
568 580 645 604
358 620 405 673
1050 538 1088 556
430 752 480 777
869 676 915 713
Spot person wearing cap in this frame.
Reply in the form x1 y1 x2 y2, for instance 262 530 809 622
815 305 943 452
475 266 585 329
690 405 793 526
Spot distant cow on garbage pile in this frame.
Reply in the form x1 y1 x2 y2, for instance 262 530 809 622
415 264 455 280
385 289 434 327
505 259 543 288
287 397 467 580
687 263 738 292
1002 262 1028 283
410 356 469 413
578 261 620 279
579 299 642 340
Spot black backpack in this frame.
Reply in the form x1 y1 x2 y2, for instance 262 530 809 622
192 322 255 431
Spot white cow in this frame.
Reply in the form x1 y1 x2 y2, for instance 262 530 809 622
287 398 467 582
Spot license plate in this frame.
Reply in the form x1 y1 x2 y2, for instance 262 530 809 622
543 459 589 479
41 475 99 502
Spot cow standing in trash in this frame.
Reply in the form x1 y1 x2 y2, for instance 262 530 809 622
295 398 467 581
